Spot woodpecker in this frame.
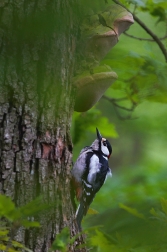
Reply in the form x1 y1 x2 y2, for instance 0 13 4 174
71 128 112 230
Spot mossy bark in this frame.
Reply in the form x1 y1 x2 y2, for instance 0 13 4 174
0 0 86 251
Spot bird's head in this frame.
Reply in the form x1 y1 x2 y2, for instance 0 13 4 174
96 128 112 158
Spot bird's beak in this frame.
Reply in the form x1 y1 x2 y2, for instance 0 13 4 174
96 128 102 141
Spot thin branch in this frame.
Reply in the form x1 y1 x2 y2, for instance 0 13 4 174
112 0 167 62
113 102 134 111
113 103 137 120
103 96 135 111
124 31 167 42
102 95 134 111
103 95 128 102
133 15 167 62
102 94 137 118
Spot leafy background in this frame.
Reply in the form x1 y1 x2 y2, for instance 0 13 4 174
71 0 167 251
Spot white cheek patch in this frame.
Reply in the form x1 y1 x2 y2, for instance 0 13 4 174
101 144 110 157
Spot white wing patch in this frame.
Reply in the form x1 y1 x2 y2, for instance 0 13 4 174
102 155 108 160
83 180 92 188
87 155 101 184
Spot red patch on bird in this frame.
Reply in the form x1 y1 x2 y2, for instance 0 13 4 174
71 177 82 201
76 187 82 201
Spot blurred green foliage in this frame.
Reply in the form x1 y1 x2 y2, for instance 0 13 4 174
0 195 50 252
50 227 70 252
83 198 167 251
72 108 118 145
72 0 167 251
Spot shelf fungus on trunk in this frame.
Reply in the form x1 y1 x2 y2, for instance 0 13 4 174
74 66 118 112
79 4 134 62
74 4 134 112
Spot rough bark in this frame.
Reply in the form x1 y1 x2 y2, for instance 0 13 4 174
0 0 86 251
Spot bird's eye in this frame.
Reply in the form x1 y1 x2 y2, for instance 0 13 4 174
103 141 107 146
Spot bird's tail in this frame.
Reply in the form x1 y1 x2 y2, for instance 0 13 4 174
75 201 87 231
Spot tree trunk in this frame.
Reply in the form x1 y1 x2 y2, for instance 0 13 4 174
0 0 85 251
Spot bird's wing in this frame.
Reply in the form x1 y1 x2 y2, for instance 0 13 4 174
72 147 93 181
71 147 93 201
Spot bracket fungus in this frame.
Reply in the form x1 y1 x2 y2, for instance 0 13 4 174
74 4 134 112
74 70 118 112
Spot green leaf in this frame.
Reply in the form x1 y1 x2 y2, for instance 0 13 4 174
88 115 118 138
147 93 167 103
0 195 18 221
0 244 8 251
87 208 99 215
89 229 113 252
0 229 9 237
19 196 50 218
12 240 26 249
12 240 33 252
150 207 158 217
72 108 118 144
119 203 146 220
161 198 167 216
21 219 40 228
51 227 70 252
150 208 167 222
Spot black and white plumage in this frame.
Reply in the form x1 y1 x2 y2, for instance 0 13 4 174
71 128 112 230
